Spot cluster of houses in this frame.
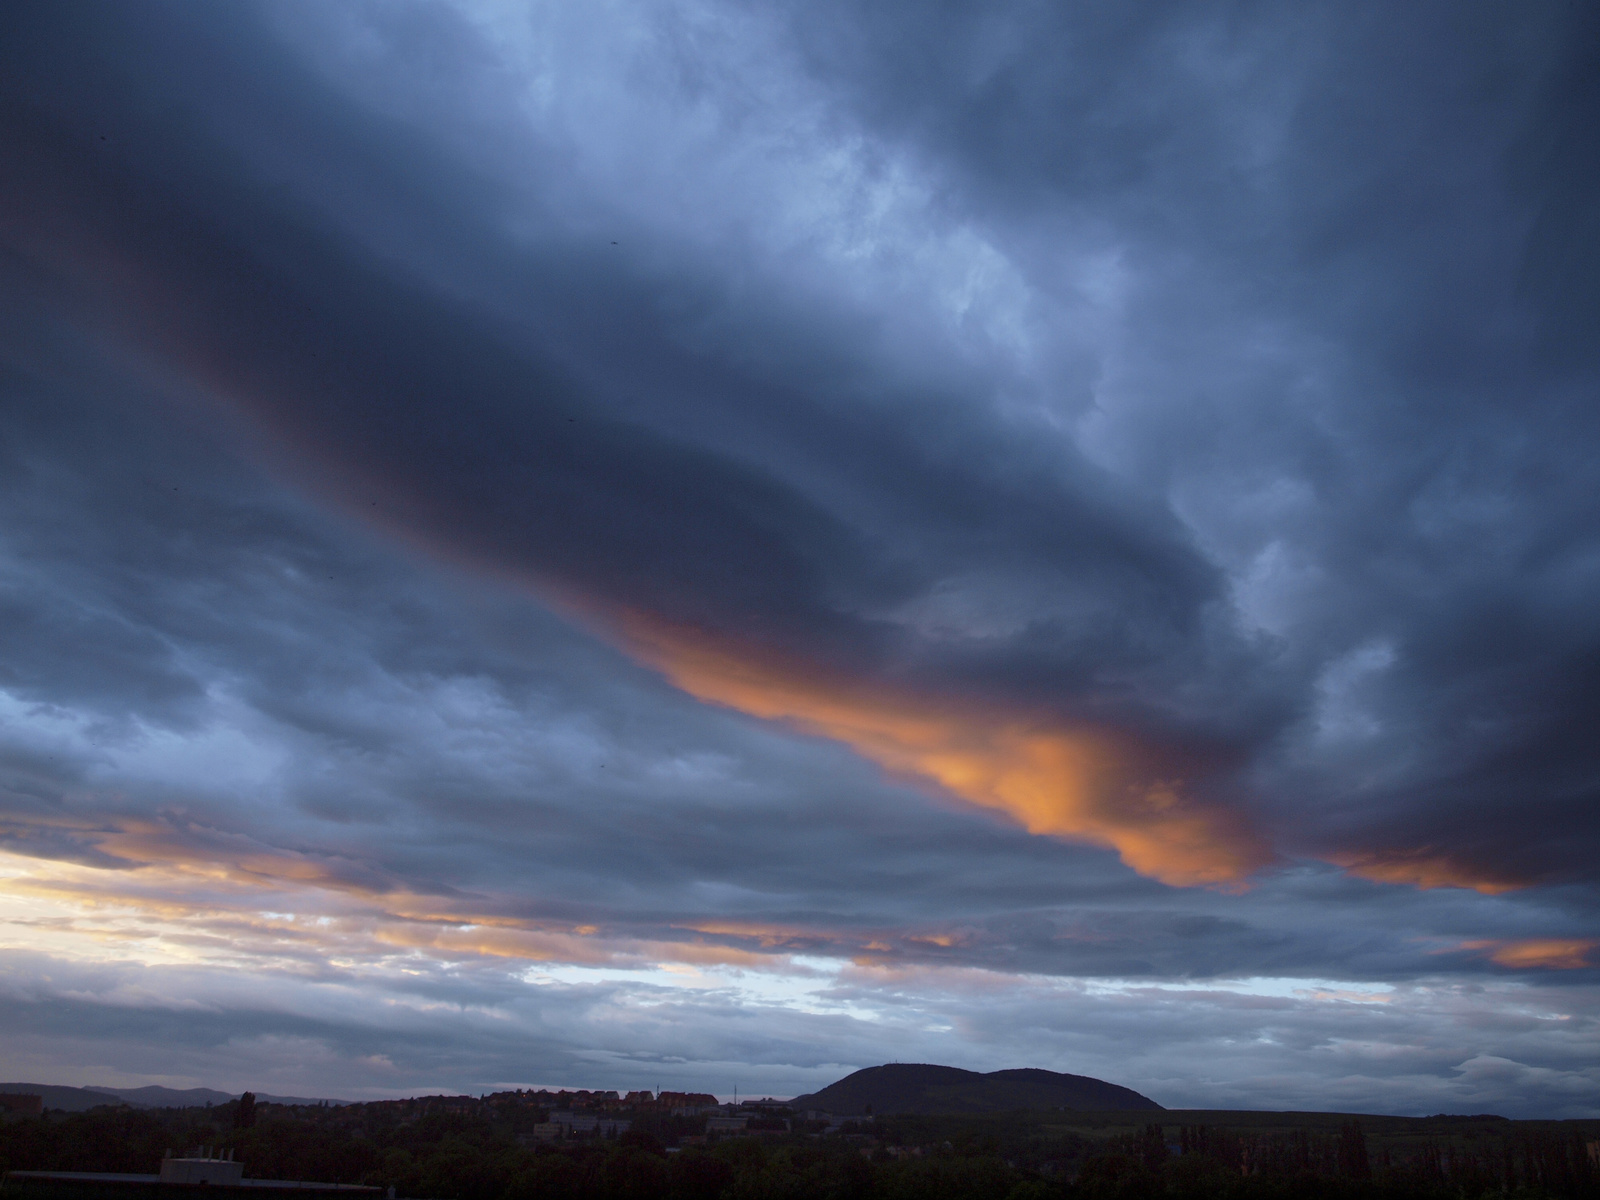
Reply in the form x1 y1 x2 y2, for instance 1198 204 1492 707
512 1092 819 1144
0 1094 44 1121
483 1088 720 1116
2 1085 863 1148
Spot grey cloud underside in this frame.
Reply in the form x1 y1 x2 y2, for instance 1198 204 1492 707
2 0 1600 1115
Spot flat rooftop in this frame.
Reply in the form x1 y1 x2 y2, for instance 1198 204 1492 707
5 1172 380 1193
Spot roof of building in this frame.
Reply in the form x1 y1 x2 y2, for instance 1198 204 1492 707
6 1171 380 1192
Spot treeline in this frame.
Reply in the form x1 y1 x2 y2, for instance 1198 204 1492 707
1 1104 1597 1200
1078 1122 1598 1200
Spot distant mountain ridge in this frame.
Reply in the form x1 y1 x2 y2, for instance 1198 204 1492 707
0 1084 345 1111
789 1064 1162 1115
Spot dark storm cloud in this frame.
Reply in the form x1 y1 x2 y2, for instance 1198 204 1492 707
0 0 1284 867
0 0 1579 887
0 348 1583 994
772 0 1600 885
2 0 1599 1112
0 0 1593 896
7 0 1206 663
0 302 1188 935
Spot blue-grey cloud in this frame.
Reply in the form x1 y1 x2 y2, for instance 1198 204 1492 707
0 0 1597 1116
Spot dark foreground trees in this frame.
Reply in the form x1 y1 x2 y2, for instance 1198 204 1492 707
1 1105 1595 1200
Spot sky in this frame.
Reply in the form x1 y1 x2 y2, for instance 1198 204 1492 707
0 0 1598 1118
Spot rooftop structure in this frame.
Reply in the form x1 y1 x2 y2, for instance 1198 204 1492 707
6 1151 379 1195
4 1173 379 1193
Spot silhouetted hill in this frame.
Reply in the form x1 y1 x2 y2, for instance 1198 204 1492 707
88 1085 235 1108
789 1064 1162 1115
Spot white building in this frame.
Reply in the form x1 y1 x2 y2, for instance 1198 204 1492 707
160 1150 243 1185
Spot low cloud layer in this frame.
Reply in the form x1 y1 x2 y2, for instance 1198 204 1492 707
1 0 1597 1115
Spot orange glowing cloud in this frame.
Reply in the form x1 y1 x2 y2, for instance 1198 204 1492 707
612 613 1270 887
1334 850 1523 895
1463 939 1598 970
